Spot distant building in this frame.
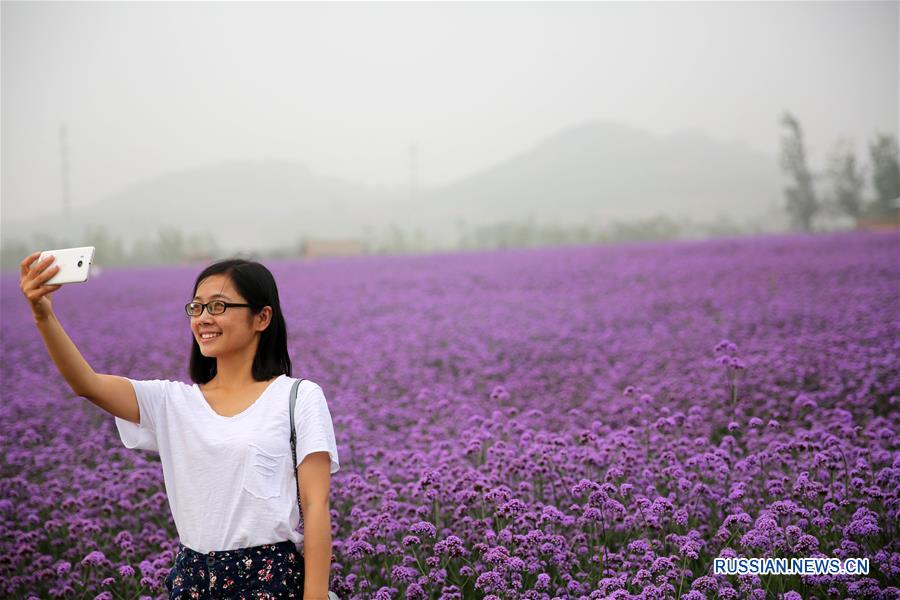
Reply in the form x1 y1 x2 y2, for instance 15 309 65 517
183 252 215 264
300 239 364 259
856 197 900 232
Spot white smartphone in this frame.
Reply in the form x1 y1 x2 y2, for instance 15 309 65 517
36 246 95 285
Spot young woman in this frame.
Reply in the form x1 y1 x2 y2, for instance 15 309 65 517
20 252 340 599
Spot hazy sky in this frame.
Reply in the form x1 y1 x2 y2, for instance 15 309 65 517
2 1 897 223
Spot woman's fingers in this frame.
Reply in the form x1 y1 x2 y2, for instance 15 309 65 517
21 254 53 281
21 260 59 295
27 263 58 287
20 252 41 279
31 258 56 283
28 282 59 301
39 265 60 283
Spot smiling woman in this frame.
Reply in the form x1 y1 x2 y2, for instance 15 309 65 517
19 252 341 599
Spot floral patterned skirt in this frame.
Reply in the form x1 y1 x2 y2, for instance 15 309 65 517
164 540 305 599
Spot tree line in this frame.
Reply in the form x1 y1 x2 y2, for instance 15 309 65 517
3 116 897 271
1 215 759 272
779 111 899 232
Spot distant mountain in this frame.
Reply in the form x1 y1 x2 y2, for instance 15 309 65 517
3 158 399 255
408 122 781 229
2 120 783 254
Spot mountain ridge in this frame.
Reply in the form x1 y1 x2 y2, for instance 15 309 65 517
2 120 784 252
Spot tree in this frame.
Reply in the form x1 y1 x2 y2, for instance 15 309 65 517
185 231 222 261
157 227 186 263
779 112 819 231
825 138 866 220
869 133 900 213
0 239 30 272
83 224 127 266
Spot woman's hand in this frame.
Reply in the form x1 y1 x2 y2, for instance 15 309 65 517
20 251 62 322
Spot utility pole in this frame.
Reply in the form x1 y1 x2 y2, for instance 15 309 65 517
409 141 419 201
60 123 71 223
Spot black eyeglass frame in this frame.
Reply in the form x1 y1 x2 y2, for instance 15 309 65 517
185 300 257 317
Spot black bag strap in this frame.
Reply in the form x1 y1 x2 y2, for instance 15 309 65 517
289 378 306 528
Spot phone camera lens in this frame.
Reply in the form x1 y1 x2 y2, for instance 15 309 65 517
77 260 83 267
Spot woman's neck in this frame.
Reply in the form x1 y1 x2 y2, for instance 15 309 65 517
208 348 260 390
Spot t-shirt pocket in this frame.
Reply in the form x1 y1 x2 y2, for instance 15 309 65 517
241 443 288 500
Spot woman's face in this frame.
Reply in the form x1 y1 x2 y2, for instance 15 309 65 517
191 273 271 357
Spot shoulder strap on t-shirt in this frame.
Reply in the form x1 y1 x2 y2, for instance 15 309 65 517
289 378 306 526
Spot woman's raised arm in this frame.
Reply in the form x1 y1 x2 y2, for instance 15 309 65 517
19 251 139 423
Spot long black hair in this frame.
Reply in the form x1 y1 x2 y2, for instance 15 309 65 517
188 258 292 384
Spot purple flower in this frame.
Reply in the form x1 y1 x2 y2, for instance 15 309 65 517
692 575 718 592
117 565 135 578
572 478 599 497
346 539 375 560
373 587 396 600
582 506 603 522
489 386 510 401
844 507 880 537
649 497 674 516
497 499 527 518
409 521 437 538
81 551 107 567
434 535 465 557
483 545 511 566
474 570 504 594
714 340 737 354
722 512 752 530
390 565 418 583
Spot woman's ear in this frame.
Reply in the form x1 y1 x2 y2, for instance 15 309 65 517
255 306 273 332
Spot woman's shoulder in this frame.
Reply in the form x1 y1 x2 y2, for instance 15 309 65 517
128 376 193 392
284 375 322 394
123 377 197 410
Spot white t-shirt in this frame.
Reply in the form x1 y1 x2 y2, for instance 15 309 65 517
114 374 340 554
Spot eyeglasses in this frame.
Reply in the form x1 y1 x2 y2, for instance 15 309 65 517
185 300 256 317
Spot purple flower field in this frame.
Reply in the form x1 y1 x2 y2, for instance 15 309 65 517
1 230 898 600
